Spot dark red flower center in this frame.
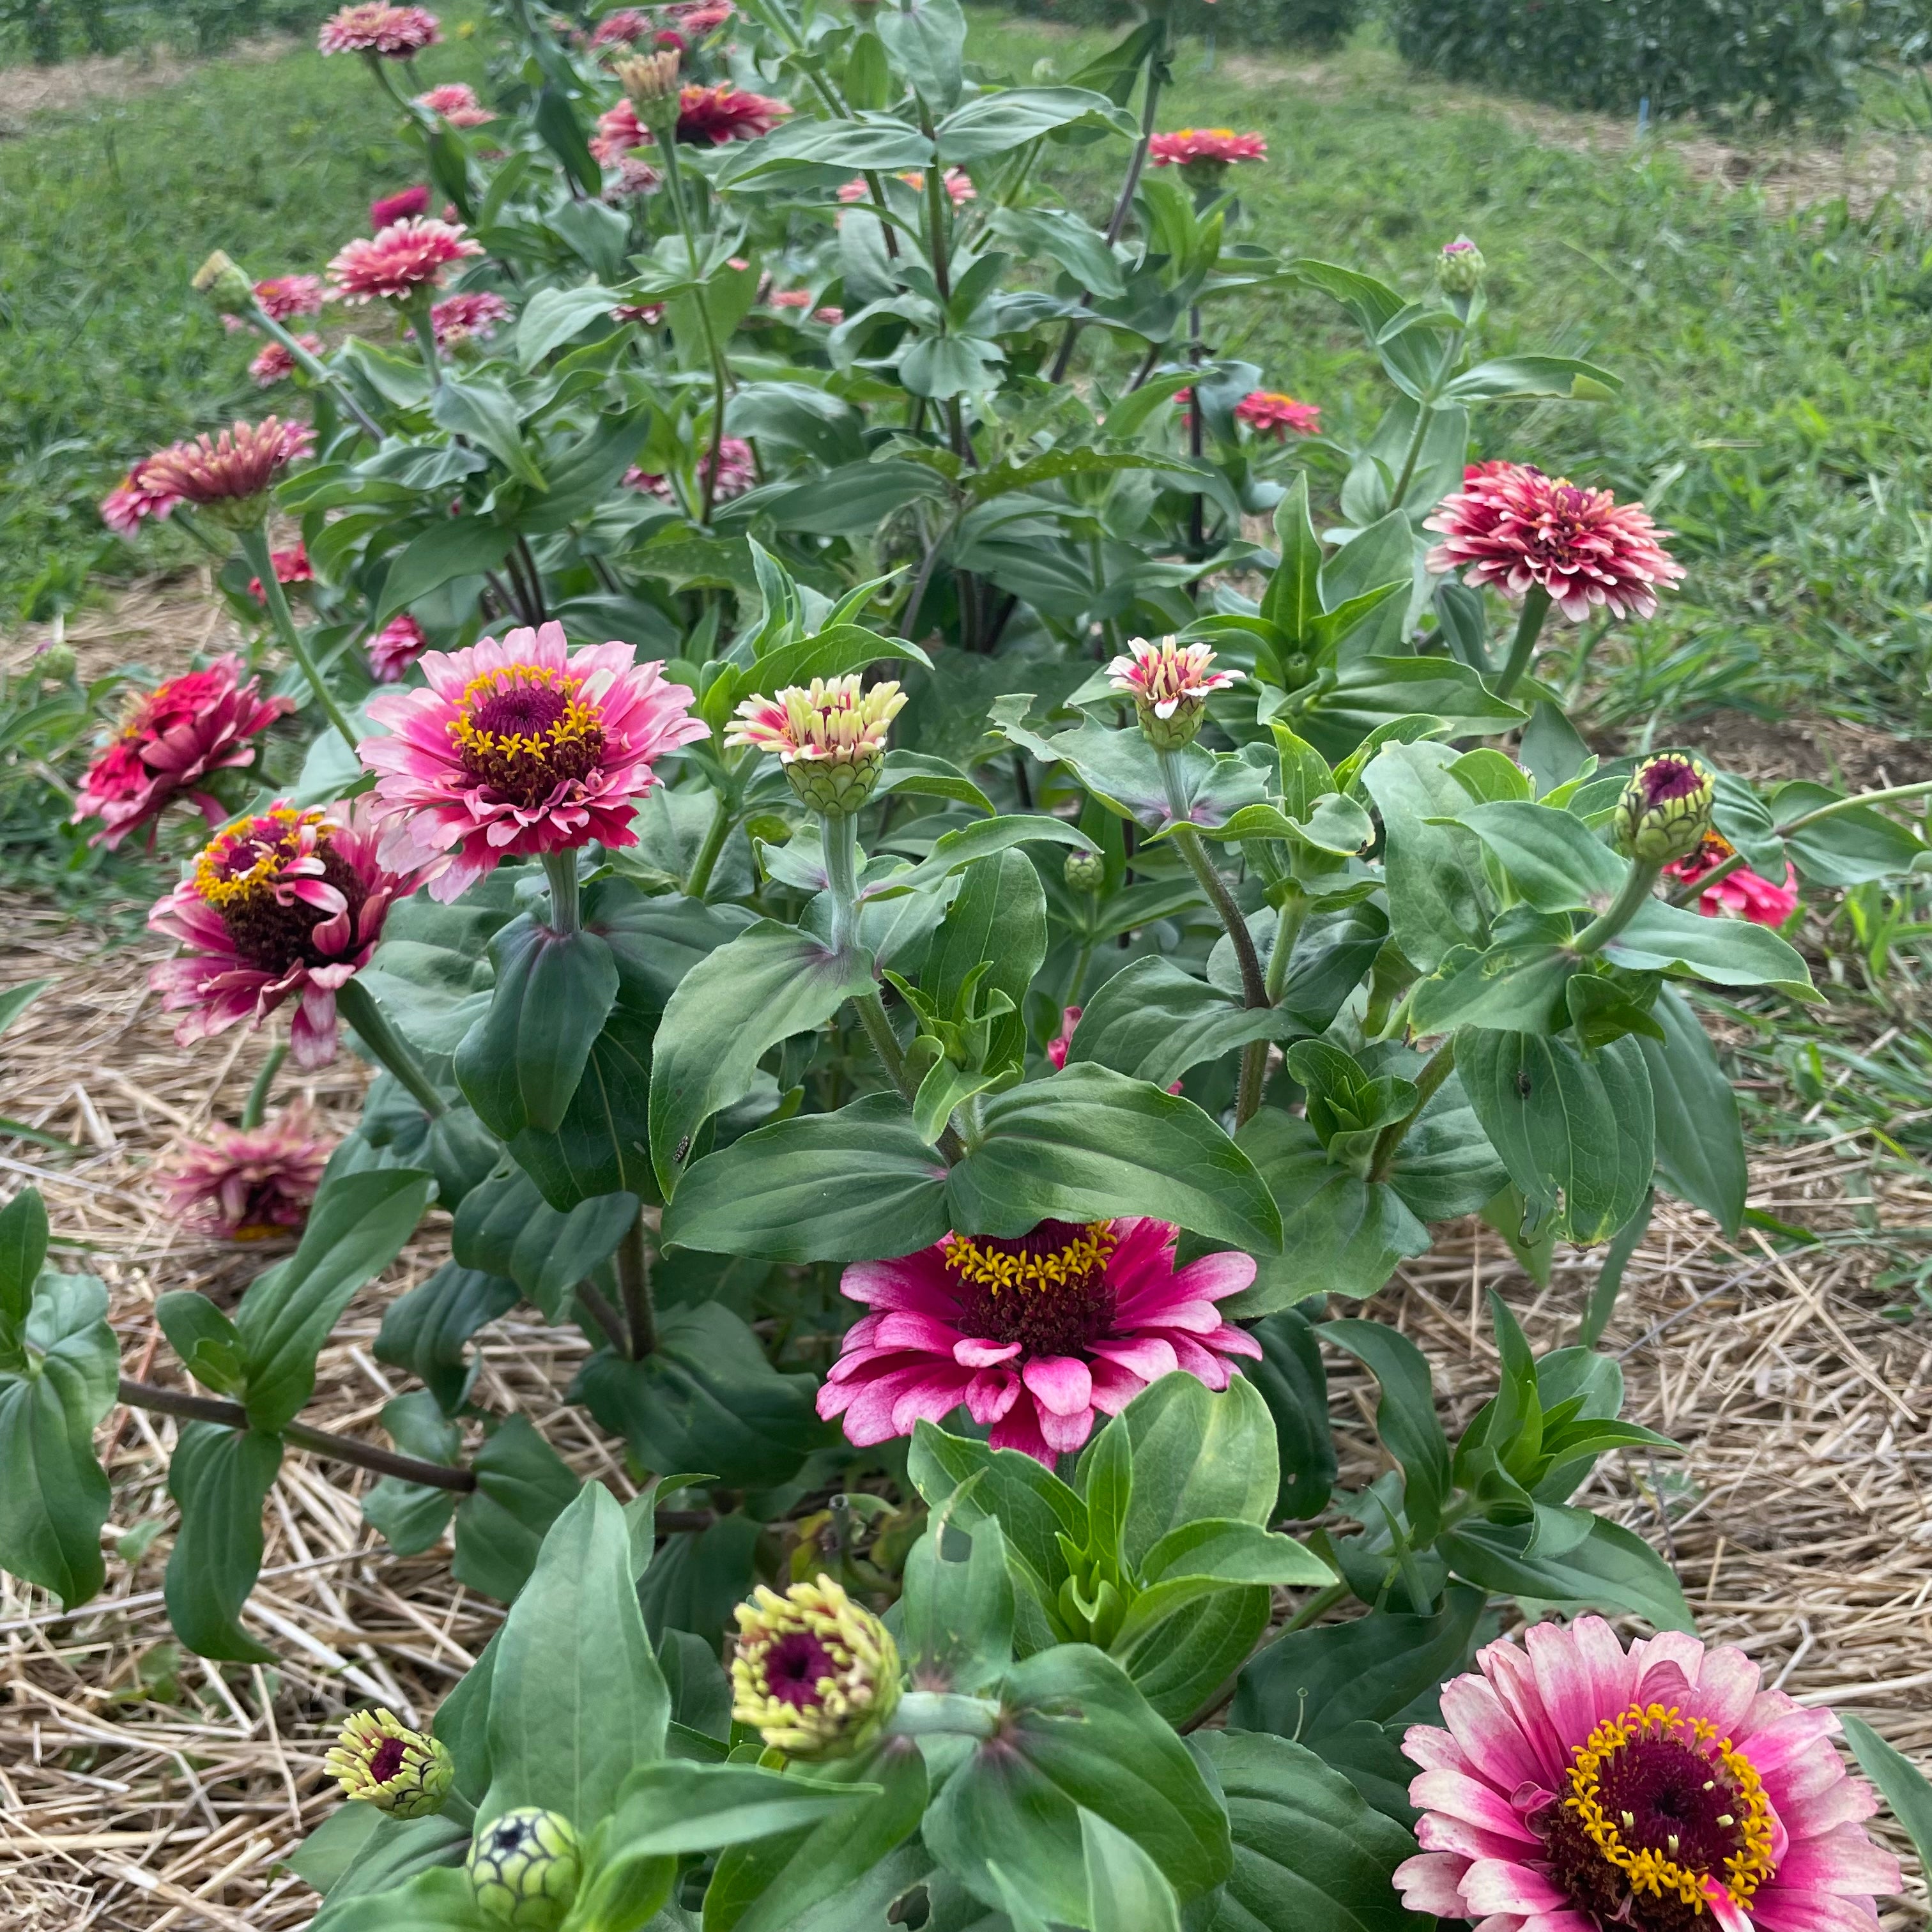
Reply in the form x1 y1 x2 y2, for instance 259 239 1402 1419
945 1221 1117 1358
452 665 607 808
1639 755 1704 806
369 1735 409 1783
196 810 369 973
762 1630 836 1708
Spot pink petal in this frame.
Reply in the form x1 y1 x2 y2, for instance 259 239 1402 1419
1460 1860 1572 1917
1411 1770 1543 1847
1022 1355 1092 1416
954 1337 1022 1368
1754 1894 1889 1932
965 1368 1020 1424
873 1310 965 1354
1087 1335 1178 1381
1439 1675 1549 1795
1395 1852 1471 1917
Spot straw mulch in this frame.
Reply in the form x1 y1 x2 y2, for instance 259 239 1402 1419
1 589 1929 1928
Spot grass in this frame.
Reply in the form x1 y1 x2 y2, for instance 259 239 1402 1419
0 11 487 621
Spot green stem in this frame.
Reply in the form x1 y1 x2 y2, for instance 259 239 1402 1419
616 1210 656 1358
541 850 581 932
237 523 358 752
403 289 442 389
822 808 862 956
1387 330 1460 512
1666 846 1746 908
685 792 733 899
1494 585 1552 701
1234 887 1306 1128
249 305 385 441
574 1278 634 1358
1572 857 1662 956
1368 1034 1457 1183
334 976 447 1119
1784 778 1932 830
241 1043 288 1131
886 1690 1001 1740
1160 751 1267 1009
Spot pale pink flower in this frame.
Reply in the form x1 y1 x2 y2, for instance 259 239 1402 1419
1236 390 1321 439
836 167 974 204
366 613 429 683
416 81 494 125
72 656 292 848
1664 833 1799 928
318 3 441 55
356 620 707 903
1107 635 1243 719
1046 1005 1082 1071
328 218 482 304
134 418 315 511
427 290 511 348
605 156 663 198
1425 460 1687 622
1149 127 1266 166
150 800 415 1068
370 183 431 229
625 436 756 503
252 274 326 322
1395 1616 1899 1932
768 288 813 309
818 1218 1263 1462
249 334 323 387
812 305 844 325
247 543 314 601
157 1107 332 1240
100 468 180 537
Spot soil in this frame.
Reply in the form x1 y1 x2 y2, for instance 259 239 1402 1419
0 34 298 135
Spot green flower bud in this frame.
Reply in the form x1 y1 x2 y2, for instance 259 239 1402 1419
1064 847 1105 891
1437 236 1485 298
468 1808 581 1930
323 1707 454 1818
731 1575 901 1761
724 675 908 822
38 643 77 684
1107 635 1243 753
192 250 256 316
1615 753 1715 866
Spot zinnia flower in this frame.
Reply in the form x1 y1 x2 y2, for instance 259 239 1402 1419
327 1708 455 1818
1424 461 1686 622
318 2 441 55
251 273 326 321
366 613 429 683
625 436 757 504
148 799 413 1067
415 80 494 125
1439 234 1485 296
732 1578 900 1761
356 620 707 903
588 7 649 43
768 288 813 309
612 300 666 325
1236 390 1321 439
594 96 648 161
817 1218 1263 1461
248 543 314 600
1149 127 1266 166
1107 634 1243 751
427 289 511 348
813 305 844 325
134 418 315 523
605 156 663 198
725 673 905 815
836 167 974 205
1395 1616 1899 1932
328 217 482 304
248 334 323 387
1664 832 1798 927
157 1107 332 1240
669 0 735 27
100 468 180 537
72 655 292 848
675 82 790 142
370 183 431 229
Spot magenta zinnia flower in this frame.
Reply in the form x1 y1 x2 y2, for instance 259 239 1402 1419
1395 1616 1899 1932
625 436 757 504
366 613 429 683
249 334 323 387
329 218 481 304
248 543 314 601
676 82 790 142
426 290 511 348
668 0 735 26
72 656 292 848
1425 460 1687 622
818 1218 1262 1462
100 467 180 537
318 3 441 55
149 799 413 1068
594 97 648 160
1149 127 1266 166
157 1107 332 1241
370 183 432 229
356 620 707 903
1236 390 1321 439
134 418 314 518
416 81 494 125
1664 833 1798 928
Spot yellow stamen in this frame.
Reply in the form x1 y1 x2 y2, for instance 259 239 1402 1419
942 1224 1116 1297
194 806 325 907
450 665 602 772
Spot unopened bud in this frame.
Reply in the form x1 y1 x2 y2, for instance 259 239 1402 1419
1615 753 1715 866
724 675 907 821
193 250 256 316
1437 235 1485 298
468 1809 581 1929
324 1707 454 1818
616 47 681 128
1107 635 1243 753
38 642 77 684
1064 847 1104 891
732 1575 901 1759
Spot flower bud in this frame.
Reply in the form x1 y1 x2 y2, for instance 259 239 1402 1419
1106 635 1243 753
1437 235 1485 298
1064 847 1104 891
37 642 77 684
468 1808 581 1930
724 675 907 820
731 1575 901 1759
323 1707 454 1818
192 250 256 316
615 47 681 134
1615 753 1715 866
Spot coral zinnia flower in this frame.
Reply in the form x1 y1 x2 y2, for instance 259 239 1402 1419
149 799 413 1068
675 82 790 142
416 81 494 125
356 620 707 903
1395 1616 1899 1932
818 1218 1262 1461
318 3 441 54
427 290 511 348
1425 461 1687 622
100 468 180 537
370 184 431 229
367 613 429 684
625 436 757 504
1149 128 1266 165
1236 390 1321 439
157 1107 332 1240
249 334 323 387
1664 832 1798 928
135 418 315 519
329 218 482 304
72 656 292 848
248 543 314 600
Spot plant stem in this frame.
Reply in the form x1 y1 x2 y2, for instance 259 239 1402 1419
334 976 448 1119
575 1278 633 1358
403 289 442 390
1234 886 1305 1128
249 305 385 441
685 792 733 898
1178 1577 1350 1734
1160 750 1267 1009
1368 1034 1457 1182
1784 777 1932 830
616 1210 657 1358
241 1043 288 1131
822 808 862 956
514 536 548 622
541 849 581 933
237 523 360 753
1494 585 1552 700
1572 857 1662 955
886 1690 1001 1739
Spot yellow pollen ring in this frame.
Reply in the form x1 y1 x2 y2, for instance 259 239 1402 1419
942 1224 1116 1297
450 664 603 770
194 806 327 907
1563 1701 1777 1914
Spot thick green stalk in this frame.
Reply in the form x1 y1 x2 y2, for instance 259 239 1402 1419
403 288 443 390
1494 585 1552 700
616 1210 657 1358
334 976 447 1119
542 850 581 933
1234 887 1307 1128
1368 1034 1457 1182
241 1043 288 1131
1160 749 1267 1010
236 523 358 752
1572 858 1662 956
887 1691 1001 1739
249 305 385 441
822 808 862 956
684 792 733 899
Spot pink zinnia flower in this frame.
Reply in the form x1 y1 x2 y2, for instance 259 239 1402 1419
1424 461 1687 622
1236 390 1321 439
252 274 326 322
356 620 707 903
813 305 844 325
1149 127 1266 166
625 436 757 503
817 1218 1263 1462
318 2 441 55
836 167 974 205
416 81 494 125
1395 1616 1899 1932
249 334 323 387
1107 634 1243 719
72 656 293 848
100 468 180 537
768 288 813 309
1664 832 1798 928
605 156 663 198
370 184 432 229
150 799 414 1068
248 544 314 601
427 290 511 348
135 418 314 513
366 613 429 683
157 1107 332 1241
328 218 482 304
594 97 648 162
668 0 734 26
588 7 649 42
676 82 790 143
612 300 666 325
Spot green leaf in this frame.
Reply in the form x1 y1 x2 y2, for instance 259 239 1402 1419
1066 958 1308 1091
1108 1373 1280 1568
0 1273 116 1607
1437 1508 1692 1630
721 112 934 186
1318 1322 1451 1542
1193 1730 1432 1932
1248 1309 1336 1521
363 1390 461 1557
234 1170 431 1434
1441 353 1621 402
1120 1521 1332 1646
989 207 1124 299
482 1483 669 1829
455 919 620 1140
870 814 1097 900
923 1645 1232 1922
509 1001 658 1210
921 847 1048 1074
431 377 546 491
156 1291 247 1398
907 1422 1087 1612
1639 986 1745 1236
376 1262 522 1415
373 518 516 625
900 1518 1016 1698
1081 1809 1181 1932
164 1422 283 1660
935 86 1134 161
1455 801 1626 911
650 921 878 1193
1407 936 1578 1035
1359 742 1491 973
1774 781 1926 885
451 1167 638 1321
1604 899 1818 1000
0 976 50 1039
1841 1713 1932 1883
311 1866 491 1932
1294 659 1525 765
517 282 624 368
451 1416 580 1604
1261 473 1324 646
1457 1031 1655 1246
0 1183 50 1362
358 870 523 1057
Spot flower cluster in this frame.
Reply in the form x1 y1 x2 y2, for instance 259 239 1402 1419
731 1577 900 1759
330 217 482 303
1664 832 1798 926
1107 634 1243 751
416 81 493 125
158 1108 332 1240
726 673 905 815
625 437 757 504
318 2 441 55
366 613 430 683
1236 390 1321 438
1425 459 1685 622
